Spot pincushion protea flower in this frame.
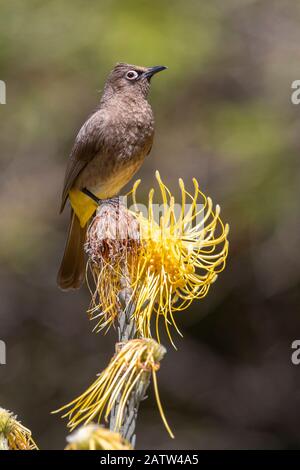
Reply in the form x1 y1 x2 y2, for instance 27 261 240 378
0 407 37 450
130 172 229 346
86 172 229 346
54 338 174 438
65 424 132 450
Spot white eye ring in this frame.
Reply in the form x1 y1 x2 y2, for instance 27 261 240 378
126 70 139 80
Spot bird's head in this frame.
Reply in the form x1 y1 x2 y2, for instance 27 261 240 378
103 63 167 100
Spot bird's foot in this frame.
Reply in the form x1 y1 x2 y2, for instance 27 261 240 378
81 188 101 205
81 188 120 207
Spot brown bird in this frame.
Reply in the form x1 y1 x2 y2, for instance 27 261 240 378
57 63 167 290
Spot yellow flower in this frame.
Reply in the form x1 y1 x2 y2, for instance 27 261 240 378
130 172 229 346
65 424 132 450
0 408 38 450
86 172 229 346
54 338 174 439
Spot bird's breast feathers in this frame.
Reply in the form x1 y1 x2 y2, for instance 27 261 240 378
70 157 143 227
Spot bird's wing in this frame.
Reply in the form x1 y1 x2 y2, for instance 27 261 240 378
60 111 103 213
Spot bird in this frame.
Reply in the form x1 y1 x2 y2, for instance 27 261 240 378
57 63 167 290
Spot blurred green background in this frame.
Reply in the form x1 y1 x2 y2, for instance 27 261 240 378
1 0 300 450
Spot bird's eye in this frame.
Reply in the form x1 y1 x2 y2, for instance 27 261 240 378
126 70 139 80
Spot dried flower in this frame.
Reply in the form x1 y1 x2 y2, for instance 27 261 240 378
85 199 140 331
65 424 132 450
0 407 37 450
54 338 174 438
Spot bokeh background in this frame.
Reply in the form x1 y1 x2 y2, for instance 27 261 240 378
1 0 300 450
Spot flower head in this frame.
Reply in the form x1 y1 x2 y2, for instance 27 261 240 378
86 172 229 346
65 424 132 450
54 338 174 438
0 407 37 450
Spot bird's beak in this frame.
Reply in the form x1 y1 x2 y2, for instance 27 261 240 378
143 65 167 79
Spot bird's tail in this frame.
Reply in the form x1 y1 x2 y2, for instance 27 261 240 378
57 209 87 290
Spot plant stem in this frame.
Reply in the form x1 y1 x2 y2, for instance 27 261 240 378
109 274 151 448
